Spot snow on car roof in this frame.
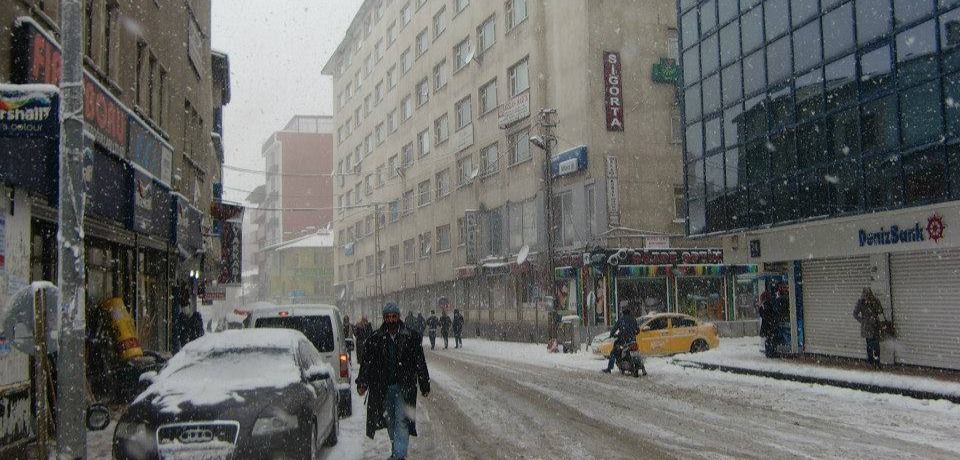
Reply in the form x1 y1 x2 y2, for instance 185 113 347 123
248 304 341 318
182 328 306 352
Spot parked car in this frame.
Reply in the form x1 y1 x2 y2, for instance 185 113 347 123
247 304 353 417
113 329 338 460
593 313 720 358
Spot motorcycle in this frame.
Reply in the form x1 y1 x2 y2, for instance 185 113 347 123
615 339 647 377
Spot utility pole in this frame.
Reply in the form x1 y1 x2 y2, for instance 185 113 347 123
374 203 383 308
57 0 87 458
537 109 558 336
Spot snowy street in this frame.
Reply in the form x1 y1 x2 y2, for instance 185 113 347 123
323 337 960 460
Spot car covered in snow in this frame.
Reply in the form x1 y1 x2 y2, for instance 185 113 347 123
592 313 720 358
247 304 353 417
113 329 339 459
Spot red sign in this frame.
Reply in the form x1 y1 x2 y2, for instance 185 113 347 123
603 51 624 131
24 24 127 153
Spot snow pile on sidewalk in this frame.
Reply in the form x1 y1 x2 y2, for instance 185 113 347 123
674 337 960 400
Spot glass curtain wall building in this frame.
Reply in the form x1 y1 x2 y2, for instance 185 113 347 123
679 0 960 235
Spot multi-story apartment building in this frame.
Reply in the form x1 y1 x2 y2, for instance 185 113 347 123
0 1 229 442
679 0 960 369
324 0 727 339
254 115 335 302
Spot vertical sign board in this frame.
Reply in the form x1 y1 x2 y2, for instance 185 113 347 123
603 51 624 131
605 156 621 226
465 210 479 264
212 203 244 285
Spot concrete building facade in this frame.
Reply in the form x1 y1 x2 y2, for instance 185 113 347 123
324 0 710 339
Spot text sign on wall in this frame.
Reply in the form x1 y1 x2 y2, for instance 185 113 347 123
603 51 624 131
465 210 479 264
605 156 621 226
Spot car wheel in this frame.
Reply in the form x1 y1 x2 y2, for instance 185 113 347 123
324 406 339 446
690 339 709 353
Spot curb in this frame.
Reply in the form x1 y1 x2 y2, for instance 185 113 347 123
672 360 960 404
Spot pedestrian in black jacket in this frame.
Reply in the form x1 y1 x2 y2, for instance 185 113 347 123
426 311 438 350
439 310 452 349
416 312 426 340
354 316 374 363
356 302 430 460
452 309 464 348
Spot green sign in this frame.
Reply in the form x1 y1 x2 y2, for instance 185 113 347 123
652 57 680 84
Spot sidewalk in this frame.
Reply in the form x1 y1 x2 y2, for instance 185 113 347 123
672 337 960 404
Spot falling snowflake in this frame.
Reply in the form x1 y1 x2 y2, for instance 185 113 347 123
824 174 840 184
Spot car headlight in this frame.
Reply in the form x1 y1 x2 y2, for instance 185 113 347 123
252 406 298 436
114 421 153 456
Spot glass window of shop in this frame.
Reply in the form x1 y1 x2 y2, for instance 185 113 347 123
676 277 727 322
680 1 960 235
616 278 669 317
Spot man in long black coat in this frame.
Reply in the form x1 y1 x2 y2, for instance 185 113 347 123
356 302 430 460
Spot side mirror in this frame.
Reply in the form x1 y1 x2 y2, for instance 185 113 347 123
86 404 111 431
139 371 158 385
306 367 331 382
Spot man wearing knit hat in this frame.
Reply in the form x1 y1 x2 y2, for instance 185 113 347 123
356 301 431 460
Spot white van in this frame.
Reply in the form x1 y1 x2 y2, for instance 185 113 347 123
247 304 353 416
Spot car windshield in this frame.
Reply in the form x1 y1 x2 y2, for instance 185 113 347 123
256 316 335 352
9 1 960 458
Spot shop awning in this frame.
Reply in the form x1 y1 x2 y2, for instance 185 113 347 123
617 264 759 277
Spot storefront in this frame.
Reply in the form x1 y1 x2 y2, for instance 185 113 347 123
556 249 758 328
726 201 960 370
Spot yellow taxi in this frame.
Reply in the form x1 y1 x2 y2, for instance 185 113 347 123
592 313 720 358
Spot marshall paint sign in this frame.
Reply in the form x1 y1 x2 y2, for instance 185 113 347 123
16 22 127 154
0 85 60 199
603 51 624 131
0 86 59 138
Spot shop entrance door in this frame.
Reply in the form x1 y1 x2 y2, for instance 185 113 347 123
890 249 960 369
801 257 871 358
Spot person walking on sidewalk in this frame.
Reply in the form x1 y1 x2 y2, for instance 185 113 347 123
416 312 426 340
356 302 431 460
426 311 439 350
354 316 373 364
452 309 464 348
439 310 452 349
854 287 884 367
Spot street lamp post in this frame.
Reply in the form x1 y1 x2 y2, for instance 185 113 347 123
531 109 558 338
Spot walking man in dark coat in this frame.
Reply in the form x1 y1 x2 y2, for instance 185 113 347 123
354 316 373 364
356 302 430 460
416 312 426 340
426 311 439 350
854 287 884 367
452 309 464 348
439 310 452 349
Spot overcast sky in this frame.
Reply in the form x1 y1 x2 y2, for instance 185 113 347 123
212 0 364 204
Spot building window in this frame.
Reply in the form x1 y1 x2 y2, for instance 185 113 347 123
509 57 530 96
479 79 498 115
437 224 452 252
435 113 450 142
478 15 496 54
402 189 415 214
389 199 400 221
401 48 412 73
402 143 415 167
506 0 527 30
434 60 448 90
455 38 472 70
456 96 473 129
458 217 466 245
402 95 413 120
458 155 475 186
456 0 470 14
416 28 429 56
387 65 397 89
376 165 385 187
401 2 412 26
387 109 398 132
420 232 433 258
481 142 500 176
390 245 400 267
418 180 432 206
436 169 451 197
387 21 397 45
417 78 430 105
375 123 385 144
403 238 415 263
418 129 431 157
375 39 384 62
509 127 531 165
434 6 447 38
375 81 384 104
388 155 399 177
487 207 503 255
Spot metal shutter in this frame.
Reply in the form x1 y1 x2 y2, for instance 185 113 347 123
801 257 872 358
890 249 960 370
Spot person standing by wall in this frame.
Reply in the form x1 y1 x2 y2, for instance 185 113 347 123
356 302 431 460
452 309 464 348
853 287 884 368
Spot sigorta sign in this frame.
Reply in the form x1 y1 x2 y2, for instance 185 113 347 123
603 51 624 131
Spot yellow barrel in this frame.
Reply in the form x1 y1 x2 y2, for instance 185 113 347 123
100 297 144 360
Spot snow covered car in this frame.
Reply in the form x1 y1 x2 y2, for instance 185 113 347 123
593 313 720 358
113 329 339 460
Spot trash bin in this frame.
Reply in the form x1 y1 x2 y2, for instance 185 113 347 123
559 315 582 353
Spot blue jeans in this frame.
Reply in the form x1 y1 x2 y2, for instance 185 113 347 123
384 384 409 459
605 343 621 371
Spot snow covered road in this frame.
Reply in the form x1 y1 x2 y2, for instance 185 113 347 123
331 338 960 459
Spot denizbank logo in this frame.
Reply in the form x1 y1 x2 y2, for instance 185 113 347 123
858 213 947 247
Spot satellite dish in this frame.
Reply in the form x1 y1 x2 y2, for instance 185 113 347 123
469 167 480 180
517 245 530 265
463 44 476 65
338 287 346 300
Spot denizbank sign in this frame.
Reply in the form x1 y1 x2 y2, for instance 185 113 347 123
858 213 946 247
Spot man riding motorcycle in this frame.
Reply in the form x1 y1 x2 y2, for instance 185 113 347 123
602 307 640 374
